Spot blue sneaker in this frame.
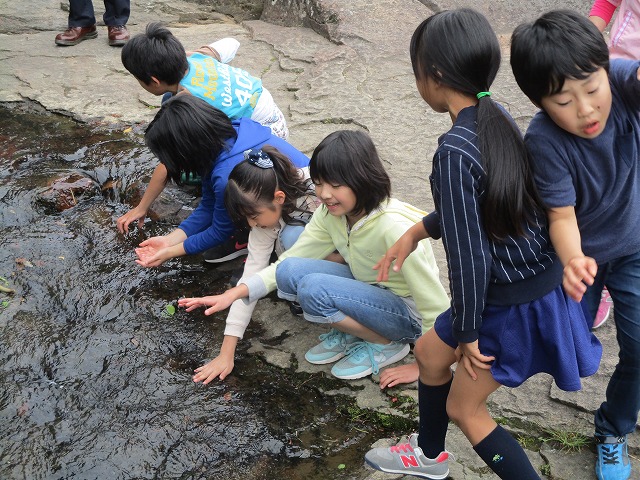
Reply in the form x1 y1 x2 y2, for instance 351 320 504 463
596 435 631 480
331 341 410 380
304 329 359 365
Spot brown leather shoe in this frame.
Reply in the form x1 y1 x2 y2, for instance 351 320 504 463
55 25 98 46
107 25 130 46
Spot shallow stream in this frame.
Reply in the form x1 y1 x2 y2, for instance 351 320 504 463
0 104 403 480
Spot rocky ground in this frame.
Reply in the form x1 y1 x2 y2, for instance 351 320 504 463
1 0 638 478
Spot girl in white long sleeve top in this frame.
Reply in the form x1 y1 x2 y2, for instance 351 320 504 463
182 146 320 384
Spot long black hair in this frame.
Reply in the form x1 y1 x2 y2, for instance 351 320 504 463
411 8 545 241
225 146 311 227
144 95 237 184
310 130 391 216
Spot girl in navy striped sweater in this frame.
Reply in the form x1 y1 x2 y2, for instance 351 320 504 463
365 8 602 480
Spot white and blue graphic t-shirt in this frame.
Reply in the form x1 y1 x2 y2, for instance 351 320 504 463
180 53 263 119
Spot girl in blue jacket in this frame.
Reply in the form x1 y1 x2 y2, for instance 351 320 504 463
134 95 308 268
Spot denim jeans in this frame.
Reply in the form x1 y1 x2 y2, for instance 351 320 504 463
583 249 640 437
275 257 422 343
279 224 305 251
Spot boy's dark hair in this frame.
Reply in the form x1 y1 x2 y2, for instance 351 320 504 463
121 22 188 85
411 8 544 241
510 9 610 105
225 146 312 227
310 130 391 216
145 95 237 184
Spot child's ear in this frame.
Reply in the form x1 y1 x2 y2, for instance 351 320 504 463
274 190 286 204
149 76 162 87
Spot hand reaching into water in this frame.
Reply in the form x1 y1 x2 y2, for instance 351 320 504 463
178 287 246 315
117 205 148 234
193 352 235 384
135 236 173 267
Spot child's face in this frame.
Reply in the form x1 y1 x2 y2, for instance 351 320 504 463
314 180 360 220
137 78 166 96
539 67 612 139
247 202 282 229
415 74 447 113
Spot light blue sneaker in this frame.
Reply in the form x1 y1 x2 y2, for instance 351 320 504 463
331 341 410 380
596 435 631 480
304 329 359 365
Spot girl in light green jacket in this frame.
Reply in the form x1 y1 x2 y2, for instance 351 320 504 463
180 130 449 380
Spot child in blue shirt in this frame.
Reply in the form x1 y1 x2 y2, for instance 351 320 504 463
117 22 289 239
133 95 308 268
511 10 640 480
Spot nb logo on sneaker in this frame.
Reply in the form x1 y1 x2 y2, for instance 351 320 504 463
400 455 419 468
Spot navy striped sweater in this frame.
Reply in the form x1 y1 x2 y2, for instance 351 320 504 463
423 106 562 343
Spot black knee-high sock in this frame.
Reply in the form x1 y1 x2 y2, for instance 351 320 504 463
417 378 452 458
473 425 540 479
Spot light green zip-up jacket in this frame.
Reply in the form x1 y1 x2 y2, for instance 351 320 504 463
242 198 449 332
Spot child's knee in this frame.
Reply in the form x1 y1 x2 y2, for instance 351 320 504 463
275 257 300 288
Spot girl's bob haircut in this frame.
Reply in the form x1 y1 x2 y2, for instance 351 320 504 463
310 130 391 215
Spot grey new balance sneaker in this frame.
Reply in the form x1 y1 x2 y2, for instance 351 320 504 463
365 434 450 479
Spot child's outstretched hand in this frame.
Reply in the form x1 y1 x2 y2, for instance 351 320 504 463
117 206 148 234
178 291 237 315
135 236 172 267
563 256 598 302
193 354 234 384
455 341 495 381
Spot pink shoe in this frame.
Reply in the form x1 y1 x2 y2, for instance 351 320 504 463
592 288 612 329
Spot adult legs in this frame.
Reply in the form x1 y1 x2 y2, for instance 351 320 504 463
102 0 130 26
68 0 96 27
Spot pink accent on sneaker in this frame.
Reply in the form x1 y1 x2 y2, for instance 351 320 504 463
390 443 414 453
435 452 449 462
593 288 612 329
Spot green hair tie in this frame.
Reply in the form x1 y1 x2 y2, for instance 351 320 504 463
476 91 491 99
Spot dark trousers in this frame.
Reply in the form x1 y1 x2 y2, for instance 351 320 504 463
68 0 130 27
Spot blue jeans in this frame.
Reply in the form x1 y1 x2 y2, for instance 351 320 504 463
583 249 640 437
279 224 305 250
275 257 422 343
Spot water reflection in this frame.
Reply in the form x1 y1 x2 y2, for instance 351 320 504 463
0 104 399 479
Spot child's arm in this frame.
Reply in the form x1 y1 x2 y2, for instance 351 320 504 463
189 38 239 63
548 206 598 302
193 335 238 384
207 38 240 63
116 164 168 234
178 283 250 315
193 228 279 384
589 0 619 31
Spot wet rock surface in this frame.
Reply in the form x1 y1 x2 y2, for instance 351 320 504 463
1 1 638 479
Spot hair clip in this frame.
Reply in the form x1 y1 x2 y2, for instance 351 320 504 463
244 148 273 169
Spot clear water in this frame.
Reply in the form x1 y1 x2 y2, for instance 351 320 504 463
0 103 402 480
